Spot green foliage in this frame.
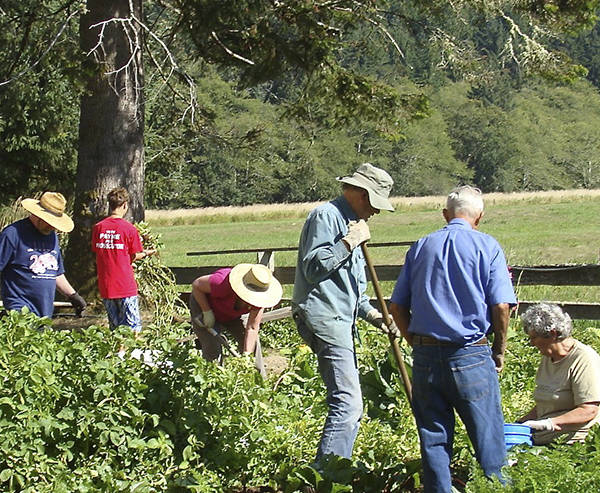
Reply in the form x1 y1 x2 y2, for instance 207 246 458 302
0 311 416 491
3 305 600 491
467 428 600 492
0 1 83 203
3 1 600 209
134 221 188 325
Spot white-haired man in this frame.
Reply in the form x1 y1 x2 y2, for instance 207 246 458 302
390 185 516 492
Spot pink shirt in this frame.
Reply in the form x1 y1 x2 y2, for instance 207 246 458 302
208 268 252 322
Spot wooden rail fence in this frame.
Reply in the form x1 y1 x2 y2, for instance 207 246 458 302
173 242 600 321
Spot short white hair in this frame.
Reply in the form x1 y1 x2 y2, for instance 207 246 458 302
446 185 484 218
521 303 572 340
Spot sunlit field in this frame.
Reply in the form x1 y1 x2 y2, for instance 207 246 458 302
147 189 600 304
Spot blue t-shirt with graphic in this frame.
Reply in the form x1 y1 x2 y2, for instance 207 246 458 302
0 218 65 317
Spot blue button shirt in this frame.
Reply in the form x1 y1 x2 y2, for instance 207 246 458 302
391 218 516 344
292 196 373 350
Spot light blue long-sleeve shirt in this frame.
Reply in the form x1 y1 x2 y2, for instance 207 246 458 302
292 196 374 350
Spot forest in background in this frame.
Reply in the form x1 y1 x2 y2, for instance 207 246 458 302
3 3 600 209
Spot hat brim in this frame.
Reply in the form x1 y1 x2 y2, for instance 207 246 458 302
337 176 395 212
21 198 74 233
229 263 283 308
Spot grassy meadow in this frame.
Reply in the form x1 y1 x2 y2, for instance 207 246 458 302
147 189 600 304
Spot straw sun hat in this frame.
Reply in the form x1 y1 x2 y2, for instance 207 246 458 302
229 263 283 309
21 192 74 233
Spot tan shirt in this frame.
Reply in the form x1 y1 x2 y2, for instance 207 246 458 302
533 339 600 445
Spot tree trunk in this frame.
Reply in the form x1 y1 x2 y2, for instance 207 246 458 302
65 0 144 299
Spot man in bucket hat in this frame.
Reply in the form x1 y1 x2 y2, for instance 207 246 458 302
292 163 399 465
189 263 283 378
0 192 86 318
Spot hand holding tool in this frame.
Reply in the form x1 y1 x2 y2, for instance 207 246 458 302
343 220 371 250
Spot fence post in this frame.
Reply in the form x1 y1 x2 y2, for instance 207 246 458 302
257 250 275 271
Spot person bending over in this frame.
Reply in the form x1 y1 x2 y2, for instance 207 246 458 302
190 263 282 378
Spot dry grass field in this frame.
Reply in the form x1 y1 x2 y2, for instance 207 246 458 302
146 188 600 225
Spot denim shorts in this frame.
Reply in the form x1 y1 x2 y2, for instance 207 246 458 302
103 296 142 333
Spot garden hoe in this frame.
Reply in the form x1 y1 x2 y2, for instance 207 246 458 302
361 242 413 403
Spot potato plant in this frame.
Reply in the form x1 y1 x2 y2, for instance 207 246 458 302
1 308 600 492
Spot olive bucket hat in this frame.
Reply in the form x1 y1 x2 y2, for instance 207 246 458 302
21 192 74 233
336 163 394 211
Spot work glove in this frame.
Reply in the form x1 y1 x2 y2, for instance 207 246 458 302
522 418 554 431
366 309 401 338
381 319 402 339
342 220 370 251
192 309 216 331
68 292 87 317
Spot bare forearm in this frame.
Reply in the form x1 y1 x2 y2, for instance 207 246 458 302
551 404 599 430
56 274 76 297
491 303 510 355
243 308 263 353
134 248 157 262
390 302 412 346
191 277 212 312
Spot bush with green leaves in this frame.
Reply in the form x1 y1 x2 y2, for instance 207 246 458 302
0 311 417 492
2 309 600 492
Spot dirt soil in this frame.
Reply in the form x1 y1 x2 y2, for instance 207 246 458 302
263 351 289 377
52 312 107 330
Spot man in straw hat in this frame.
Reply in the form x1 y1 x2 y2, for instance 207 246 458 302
0 192 86 319
292 163 399 465
389 185 516 492
189 263 283 378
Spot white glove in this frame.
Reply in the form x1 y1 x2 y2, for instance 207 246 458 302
343 220 370 251
366 309 401 338
523 418 554 431
382 319 402 339
192 309 216 330
366 309 384 328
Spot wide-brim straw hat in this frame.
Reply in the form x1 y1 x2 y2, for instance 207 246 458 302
21 192 74 233
337 162 395 212
229 263 283 309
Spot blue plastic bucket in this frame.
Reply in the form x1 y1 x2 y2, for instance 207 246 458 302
504 423 532 450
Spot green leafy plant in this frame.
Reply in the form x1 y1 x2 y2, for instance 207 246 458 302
134 221 188 326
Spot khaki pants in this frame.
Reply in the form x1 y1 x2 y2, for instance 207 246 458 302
189 294 266 378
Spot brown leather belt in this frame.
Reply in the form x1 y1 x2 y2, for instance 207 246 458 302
412 335 488 347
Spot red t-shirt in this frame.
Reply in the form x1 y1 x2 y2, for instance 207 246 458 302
92 217 143 299
208 268 253 322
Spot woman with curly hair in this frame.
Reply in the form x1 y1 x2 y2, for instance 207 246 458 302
518 303 600 445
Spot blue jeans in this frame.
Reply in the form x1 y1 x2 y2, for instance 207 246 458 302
411 344 505 493
296 315 363 462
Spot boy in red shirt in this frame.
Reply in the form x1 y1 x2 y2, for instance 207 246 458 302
92 188 155 333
